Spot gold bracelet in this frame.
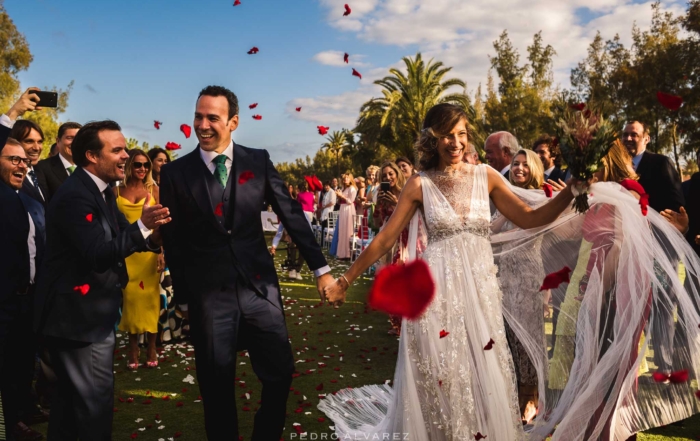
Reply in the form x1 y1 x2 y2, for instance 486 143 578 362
340 275 351 288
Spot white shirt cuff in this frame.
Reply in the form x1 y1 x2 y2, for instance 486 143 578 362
314 265 331 278
137 219 152 239
0 114 15 129
179 304 188 311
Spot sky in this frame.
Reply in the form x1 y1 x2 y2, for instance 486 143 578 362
6 0 687 164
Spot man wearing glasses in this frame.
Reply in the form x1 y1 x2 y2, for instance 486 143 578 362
0 138 46 441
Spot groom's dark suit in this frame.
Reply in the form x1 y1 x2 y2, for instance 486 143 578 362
160 143 328 440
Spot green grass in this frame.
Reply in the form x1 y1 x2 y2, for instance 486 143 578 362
29 240 700 440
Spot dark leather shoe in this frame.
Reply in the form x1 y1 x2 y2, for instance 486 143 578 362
21 406 50 425
14 422 43 441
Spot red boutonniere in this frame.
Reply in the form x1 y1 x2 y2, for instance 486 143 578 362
238 171 254 185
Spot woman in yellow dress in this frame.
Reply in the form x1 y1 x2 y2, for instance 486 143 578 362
114 149 164 369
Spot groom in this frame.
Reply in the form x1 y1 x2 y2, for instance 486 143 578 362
160 85 334 440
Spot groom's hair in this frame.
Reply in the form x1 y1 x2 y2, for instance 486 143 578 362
198 85 239 120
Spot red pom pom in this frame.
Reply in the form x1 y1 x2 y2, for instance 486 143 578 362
367 260 435 320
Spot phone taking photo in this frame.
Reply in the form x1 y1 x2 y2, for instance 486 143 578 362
31 90 58 108
380 182 390 192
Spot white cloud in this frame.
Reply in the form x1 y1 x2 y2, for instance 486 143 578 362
312 50 370 67
286 89 376 128
311 0 685 112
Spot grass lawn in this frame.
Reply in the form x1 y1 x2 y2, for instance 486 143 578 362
30 239 700 440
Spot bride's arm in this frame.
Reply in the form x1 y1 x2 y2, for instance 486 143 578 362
343 175 422 285
487 167 575 230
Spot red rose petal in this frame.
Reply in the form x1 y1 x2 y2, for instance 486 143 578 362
252 115 262 120
343 3 351 16
165 142 181 151
657 91 683 111
238 170 255 185
234 0 241 5
670 370 689 383
214 202 224 217
474 433 487 440
153 121 162 130
180 124 192 139
542 183 553 198
368 260 435 319
439 330 449 339
539 266 572 291
73 284 90 296
317 126 329 136
315 383 323 391
139 281 144 290
352 68 362 79
296 107 302 112
86 213 93 222
247 46 259 55
249 103 258 109
483 338 495 350
652 372 669 383
344 53 349 63
569 103 586 111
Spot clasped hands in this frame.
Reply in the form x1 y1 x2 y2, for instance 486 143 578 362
316 273 347 307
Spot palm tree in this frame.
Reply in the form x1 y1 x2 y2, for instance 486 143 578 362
356 53 473 159
322 130 351 178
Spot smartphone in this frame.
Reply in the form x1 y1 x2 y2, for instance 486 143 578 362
31 90 58 108
380 182 390 192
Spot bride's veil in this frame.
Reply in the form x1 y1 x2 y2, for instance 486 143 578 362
489 175 700 440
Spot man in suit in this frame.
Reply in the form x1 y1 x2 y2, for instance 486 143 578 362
36 120 170 440
624 121 685 213
533 134 566 183
10 120 46 206
683 151 699 256
484 131 519 179
35 122 82 203
0 88 41 152
0 139 46 441
160 85 334 440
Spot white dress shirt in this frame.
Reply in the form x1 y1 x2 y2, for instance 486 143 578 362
0 113 15 129
632 151 645 171
27 212 36 283
321 190 337 222
58 152 75 173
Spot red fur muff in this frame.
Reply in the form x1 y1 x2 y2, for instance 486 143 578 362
367 260 435 320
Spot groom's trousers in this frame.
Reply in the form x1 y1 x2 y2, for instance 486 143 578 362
190 271 294 440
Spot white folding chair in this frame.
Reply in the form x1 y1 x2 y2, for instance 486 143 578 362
323 211 339 249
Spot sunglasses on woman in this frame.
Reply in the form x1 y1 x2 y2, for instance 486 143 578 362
132 161 151 169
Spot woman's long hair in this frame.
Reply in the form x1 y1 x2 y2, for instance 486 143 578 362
600 139 638 183
380 161 406 193
342 173 358 189
415 103 469 171
124 149 155 188
509 149 545 190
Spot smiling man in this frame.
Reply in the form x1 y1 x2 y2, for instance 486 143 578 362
35 122 82 203
35 120 171 440
9 120 46 206
160 85 334 440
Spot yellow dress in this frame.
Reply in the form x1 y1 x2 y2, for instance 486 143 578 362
116 187 160 334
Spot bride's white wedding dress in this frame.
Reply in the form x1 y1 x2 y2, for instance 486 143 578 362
319 164 525 440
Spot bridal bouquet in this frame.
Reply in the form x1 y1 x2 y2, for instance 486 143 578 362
555 104 617 213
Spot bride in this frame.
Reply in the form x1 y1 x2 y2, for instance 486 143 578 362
320 103 586 440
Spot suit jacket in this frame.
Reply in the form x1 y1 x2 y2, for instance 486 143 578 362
35 154 70 204
21 172 46 207
36 167 151 343
636 151 685 213
545 167 567 182
0 181 46 303
685 172 700 256
0 122 10 151
160 144 328 310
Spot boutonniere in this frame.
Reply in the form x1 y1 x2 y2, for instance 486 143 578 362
238 170 255 185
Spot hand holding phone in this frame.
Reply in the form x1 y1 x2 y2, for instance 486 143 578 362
33 91 58 108
380 182 390 192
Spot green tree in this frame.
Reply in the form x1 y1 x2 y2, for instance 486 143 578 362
322 130 352 178
355 53 471 160
483 31 558 149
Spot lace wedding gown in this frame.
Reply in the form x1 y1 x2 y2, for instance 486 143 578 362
318 164 525 440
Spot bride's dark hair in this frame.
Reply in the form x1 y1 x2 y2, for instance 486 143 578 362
415 103 469 171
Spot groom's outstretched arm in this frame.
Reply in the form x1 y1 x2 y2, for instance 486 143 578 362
263 150 329 275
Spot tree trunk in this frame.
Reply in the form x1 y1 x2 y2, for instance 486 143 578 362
671 123 683 178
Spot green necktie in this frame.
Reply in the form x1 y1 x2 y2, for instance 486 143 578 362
67 165 76 175
213 155 228 188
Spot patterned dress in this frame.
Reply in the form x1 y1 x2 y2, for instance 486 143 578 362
319 164 523 440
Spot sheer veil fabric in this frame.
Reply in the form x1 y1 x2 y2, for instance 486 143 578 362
319 164 700 441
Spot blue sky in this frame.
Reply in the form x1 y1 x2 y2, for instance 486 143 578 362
6 0 685 163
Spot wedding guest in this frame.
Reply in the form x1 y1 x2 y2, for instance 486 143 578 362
0 139 46 441
333 173 357 260
35 122 82 204
373 161 407 336
395 156 415 178
286 181 316 280
319 180 337 239
355 176 366 212
364 165 380 223
36 120 167 440
297 181 315 224
10 120 46 206
331 177 341 211
147 147 171 186
533 134 567 183
114 149 164 369
484 131 519 179
501 148 546 422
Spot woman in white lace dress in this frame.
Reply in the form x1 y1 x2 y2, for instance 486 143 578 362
320 104 583 440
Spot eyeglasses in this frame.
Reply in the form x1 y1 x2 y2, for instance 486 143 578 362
132 162 151 169
1 155 31 167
